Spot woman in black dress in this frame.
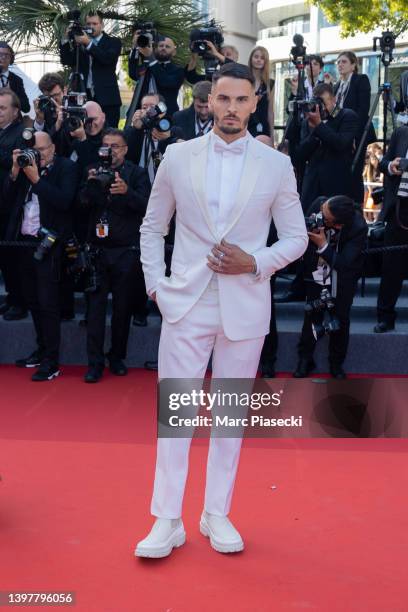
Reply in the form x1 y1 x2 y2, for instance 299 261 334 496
335 51 376 203
248 46 275 145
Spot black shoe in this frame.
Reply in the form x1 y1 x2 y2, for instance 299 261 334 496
132 314 147 327
373 321 394 333
261 363 276 378
31 360 60 382
293 358 316 378
275 291 305 303
0 302 10 316
3 306 28 321
330 364 347 379
15 349 44 368
144 360 158 371
84 365 104 383
108 358 128 376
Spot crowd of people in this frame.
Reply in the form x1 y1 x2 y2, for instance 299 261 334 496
0 10 408 382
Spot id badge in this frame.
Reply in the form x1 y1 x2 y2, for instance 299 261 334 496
96 222 109 238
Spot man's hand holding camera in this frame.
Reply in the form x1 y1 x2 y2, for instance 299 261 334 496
110 172 128 195
69 121 87 142
306 105 322 128
11 149 40 184
307 226 327 249
133 30 154 58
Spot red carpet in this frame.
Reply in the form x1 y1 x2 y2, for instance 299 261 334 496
0 366 407 612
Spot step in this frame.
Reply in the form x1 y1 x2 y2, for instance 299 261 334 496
1 314 407 375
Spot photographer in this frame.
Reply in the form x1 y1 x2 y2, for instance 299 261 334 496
129 35 184 117
293 196 367 379
288 55 326 106
0 89 27 321
70 100 106 169
185 40 230 85
289 83 359 211
2 131 79 381
172 81 213 140
125 93 183 183
59 11 122 127
374 125 408 333
0 42 30 114
34 72 75 158
395 70 408 114
79 128 151 383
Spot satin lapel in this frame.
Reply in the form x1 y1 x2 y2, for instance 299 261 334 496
189 133 219 241
221 137 262 239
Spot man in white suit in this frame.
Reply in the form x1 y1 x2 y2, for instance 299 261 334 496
136 63 308 558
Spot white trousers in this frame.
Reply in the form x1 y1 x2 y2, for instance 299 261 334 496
151 276 265 519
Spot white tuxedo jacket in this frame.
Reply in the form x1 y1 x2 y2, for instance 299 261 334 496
140 132 308 341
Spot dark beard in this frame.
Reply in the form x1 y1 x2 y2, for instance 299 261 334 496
219 125 242 134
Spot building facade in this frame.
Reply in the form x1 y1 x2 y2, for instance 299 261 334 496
257 0 408 139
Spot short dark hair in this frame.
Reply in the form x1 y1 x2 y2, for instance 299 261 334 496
0 88 21 111
307 54 324 69
192 80 212 101
38 72 65 94
102 127 127 144
327 195 356 226
0 41 15 64
212 62 255 87
313 83 334 98
141 92 166 105
86 10 104 21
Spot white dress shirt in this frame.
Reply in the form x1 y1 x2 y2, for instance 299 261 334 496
21 192 40 236
206 130 259 273
206 131 249 235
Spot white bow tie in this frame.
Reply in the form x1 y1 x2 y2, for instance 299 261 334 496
214 140 245 155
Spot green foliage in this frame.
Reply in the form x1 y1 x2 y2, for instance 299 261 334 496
310 0 408 37
0 0 207 65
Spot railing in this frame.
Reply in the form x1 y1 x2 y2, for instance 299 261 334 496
259 22 310 40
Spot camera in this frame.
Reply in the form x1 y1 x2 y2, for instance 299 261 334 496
134 21 158 48
66 10 94 41
62 91 87 131
86 146 116 197
373 31 396 54
34 227 59 262
17 128 41 169
141 102 171 132
290 33 307 67
297 97 324 115
398 158 408 172
65 239 101 293
305 287 341 340
189 19 224 58
38 95 54 113
305 211 325 232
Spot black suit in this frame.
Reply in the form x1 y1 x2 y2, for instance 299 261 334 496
0 120 26 309
298 207 367 367
124 125 184 172
5 72 30 113
79 160 151 367
172 105 213 140
59 33 122 126
334 73 376 203
291 108 359 211
2 157 79 364
395 70 408 114
376 126 408 326
129 55 185 117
